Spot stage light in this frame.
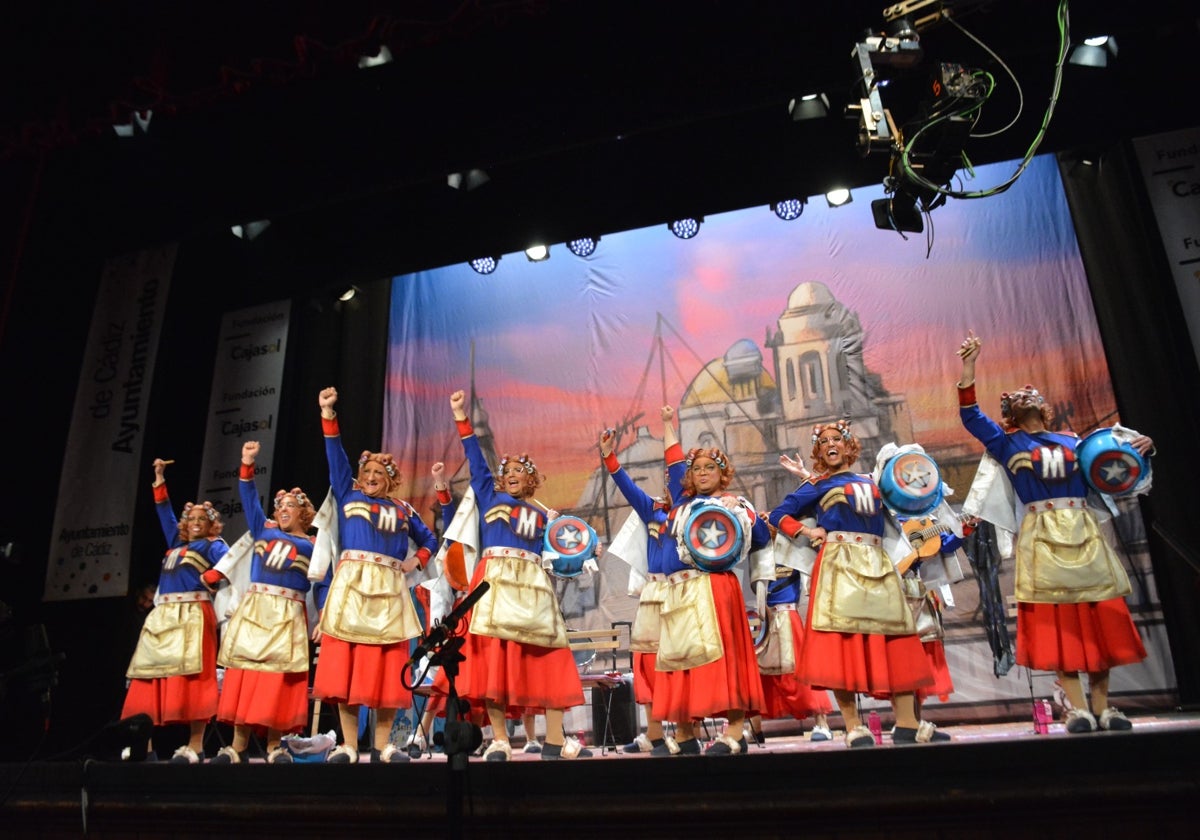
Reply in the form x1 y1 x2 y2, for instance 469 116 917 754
231 219 271 240
358 45 393 69
668 217 702 239
566 236 599 257
447 169 490 191
525 244 550 262
788 93 829 121
771 199 806 221
825 189 853 208
112 108 152 137
338 285 361 302
469 256 500 275
871 193 923 234
1069 36 1117 68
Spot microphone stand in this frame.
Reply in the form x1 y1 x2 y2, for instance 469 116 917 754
425 635 477 840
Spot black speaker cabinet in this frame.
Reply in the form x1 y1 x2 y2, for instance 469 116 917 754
591 674 637 747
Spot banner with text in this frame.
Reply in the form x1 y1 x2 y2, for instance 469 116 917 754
45 246 177 601
196 300 291 539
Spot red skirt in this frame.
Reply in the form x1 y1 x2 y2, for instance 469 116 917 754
121 602 219 725
916 640 955 703
431 556 585 716
1016 597 1147 673
312 635 413 709
217 668 310 733
632 651 658 706
650 572 765 723
799 554 934 695
760 610 834 719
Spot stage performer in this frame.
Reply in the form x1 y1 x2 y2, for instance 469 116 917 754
956 331 1152 733
121 458 229 764
768 422 943 748
314 386 438 763
437 388 590 761
598 406 687 756
652 446 770 756
202 441 322 764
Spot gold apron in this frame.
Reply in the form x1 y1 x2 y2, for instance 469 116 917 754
468 547 569 648
902 576 944 643
755 606 796 675
630 578 667 653
320 552 423 645
655 571 723 672
126 600 207 679
809 534 915 635
1014 504 1132 603
218 589 310 673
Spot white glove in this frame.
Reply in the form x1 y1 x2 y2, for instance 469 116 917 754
582 558 599 575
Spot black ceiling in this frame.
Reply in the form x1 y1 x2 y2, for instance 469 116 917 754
4 1 1197 296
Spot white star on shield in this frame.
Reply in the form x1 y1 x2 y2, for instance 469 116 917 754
699 519 726 548
558 524 583 551
1100 459 1130 485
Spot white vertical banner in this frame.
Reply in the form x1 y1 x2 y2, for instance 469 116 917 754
45 245 177 601
1132 126 1200 371
196 301 291 539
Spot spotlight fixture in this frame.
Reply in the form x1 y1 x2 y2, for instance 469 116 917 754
771 199 806 221
358 45 393 69
231 219 271 240
338 285 361 302
1068 36 1117 68
871 192 923 234
566 236 599 258
447 169 490 191
825 189 853 208
668 217 702 239
525 244 550 262
788 93 829 121
112 108 152 137
469 256 500 275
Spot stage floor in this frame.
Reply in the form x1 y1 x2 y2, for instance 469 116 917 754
5 710 1200 839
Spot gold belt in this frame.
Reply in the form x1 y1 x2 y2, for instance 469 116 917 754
340 549 405 571
481 546 541 564
647 568 705 585
1025 496 1085 513
155 590 211 605
825 531 882 547
247 582 305 603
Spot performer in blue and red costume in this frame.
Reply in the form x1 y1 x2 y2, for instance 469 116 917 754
202 440 326 764
314 386 438 763
598 406 688 756
956 331 1152 733
435 388 590 762
769 421 940 747
121 457 230 764
654 445 770 756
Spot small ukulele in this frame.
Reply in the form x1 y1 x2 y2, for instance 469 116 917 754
896 516 956 575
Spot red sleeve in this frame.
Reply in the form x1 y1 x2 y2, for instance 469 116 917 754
777 515 804 539
239 462 256 481
456 418 474 438
415 547 432 569
664 442 685 466
153 483 169 504
603 452 621 474
436 488 453 505
957 383 976 407
322 415 340 436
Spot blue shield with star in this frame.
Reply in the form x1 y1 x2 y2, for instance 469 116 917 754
878 450 944 516
682 502 744 572
543 514 598 577
1078 428 1150 496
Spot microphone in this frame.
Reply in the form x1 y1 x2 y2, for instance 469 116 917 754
409 580 490 663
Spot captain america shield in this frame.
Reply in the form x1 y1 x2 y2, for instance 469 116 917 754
683 502 744 572
543 515 598 577
1078 428 1150 496
878 451 943 516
